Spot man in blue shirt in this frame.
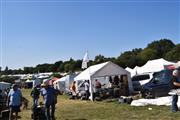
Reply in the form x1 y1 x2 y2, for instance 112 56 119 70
8 84 22 120
41 82 57 120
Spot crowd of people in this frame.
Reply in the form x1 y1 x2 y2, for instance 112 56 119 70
69 75 128 101
0 80 58 120
0 68 178 120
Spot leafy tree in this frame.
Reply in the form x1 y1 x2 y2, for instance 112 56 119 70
94 55 106 64
57 63 65 72
165 44 180 61
0 39 178 75
51 61 63 72
0 76 19 84
117 48 143 68
146 39 175 57
64 63 70 72
139 48 159 62
23 67 34 74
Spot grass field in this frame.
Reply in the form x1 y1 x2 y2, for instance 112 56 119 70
18 89 180 120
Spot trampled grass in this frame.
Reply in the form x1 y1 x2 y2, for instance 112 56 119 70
18 89 180 120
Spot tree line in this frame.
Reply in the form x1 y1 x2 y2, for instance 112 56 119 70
0 39 179 75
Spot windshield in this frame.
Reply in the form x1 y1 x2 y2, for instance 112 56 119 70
151 70 172 83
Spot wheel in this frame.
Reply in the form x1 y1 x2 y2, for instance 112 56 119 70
142 90 154 99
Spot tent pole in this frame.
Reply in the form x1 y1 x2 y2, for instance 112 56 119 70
86 51 93 101
88 66 93 101
89 76 93 101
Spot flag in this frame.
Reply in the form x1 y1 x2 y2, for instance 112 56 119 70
82 52 89 69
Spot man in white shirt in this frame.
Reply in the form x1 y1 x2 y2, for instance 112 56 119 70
84 80 90 100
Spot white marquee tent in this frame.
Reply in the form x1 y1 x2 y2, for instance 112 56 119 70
132 66 140 77
126 66 140 77
125 67 133 73
74 61 134 97
175 61 180 68
137 58 175 74
53 78 66 92
0 82 11 91
53 73 78 92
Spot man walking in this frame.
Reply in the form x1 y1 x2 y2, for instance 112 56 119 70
31 85 40 107
31 85 40 119
41 82 57 120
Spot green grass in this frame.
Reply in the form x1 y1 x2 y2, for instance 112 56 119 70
19 89 180 120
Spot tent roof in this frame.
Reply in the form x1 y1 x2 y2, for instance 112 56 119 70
74 62 109 81
53 73 78 84
175 61 180 68
54 75 69 84
138 58 175 74
74 61 130 81
49 77 60 85
57 76 66 82
0 82 11 85
125 67 133 72
127 66 140 77
26 80 32 83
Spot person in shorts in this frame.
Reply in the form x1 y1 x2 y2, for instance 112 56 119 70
7 84 22 120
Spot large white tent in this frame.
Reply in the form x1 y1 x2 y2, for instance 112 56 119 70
0 82 11 91
132 66 140 77
53 73 78 92
175 61 180 68
126 66 140 77
137 58 175 74
53 78 66 92
74 61 134 96
125 67 133 73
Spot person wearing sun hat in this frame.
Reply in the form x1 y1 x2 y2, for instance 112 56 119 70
41 80 57 120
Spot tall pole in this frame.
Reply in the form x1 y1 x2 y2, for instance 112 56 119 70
88 63 93 101
82 51 93 101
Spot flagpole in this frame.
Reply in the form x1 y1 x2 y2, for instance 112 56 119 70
87 52 93 101
82 51 93 101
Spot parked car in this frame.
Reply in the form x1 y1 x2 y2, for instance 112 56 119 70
141 69 179 99
132 73 153 91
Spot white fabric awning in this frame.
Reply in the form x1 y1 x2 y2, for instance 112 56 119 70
137 58 175 74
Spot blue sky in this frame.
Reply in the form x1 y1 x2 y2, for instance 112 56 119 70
0 0 179 69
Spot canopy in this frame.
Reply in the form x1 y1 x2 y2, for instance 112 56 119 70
137 58 175 74
74 61 133 94
175 61 180 68
125 67 133 73
53 73 78 92
0 82 11 90
25 79 32 83
131 66 140 77
48 77 59 86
